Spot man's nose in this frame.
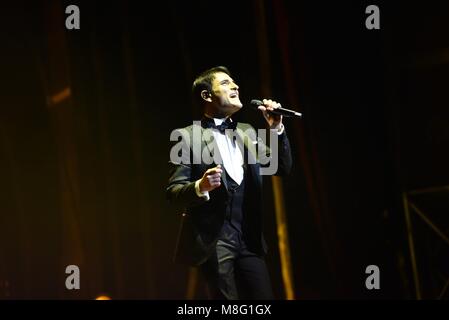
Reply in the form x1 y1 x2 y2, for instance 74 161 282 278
231 82 239 90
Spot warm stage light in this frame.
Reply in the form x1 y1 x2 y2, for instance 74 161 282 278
95 295 112 300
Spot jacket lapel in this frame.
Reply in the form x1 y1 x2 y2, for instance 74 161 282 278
235 124 258 164
200 126 229 191
235 124 259 185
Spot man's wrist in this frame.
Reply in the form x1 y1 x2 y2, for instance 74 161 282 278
270 123 285 135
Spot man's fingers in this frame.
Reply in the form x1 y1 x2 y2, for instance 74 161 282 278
206 168 223 175
202 165 223 191
207 174 221 181
208 172 221 178
261 99 281 110
209 177 221 187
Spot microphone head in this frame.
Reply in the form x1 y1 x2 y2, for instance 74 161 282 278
250 99 263 108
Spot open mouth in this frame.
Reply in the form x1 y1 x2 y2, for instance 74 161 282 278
230 93 239 98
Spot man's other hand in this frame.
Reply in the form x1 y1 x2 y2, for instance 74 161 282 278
199 165 223 192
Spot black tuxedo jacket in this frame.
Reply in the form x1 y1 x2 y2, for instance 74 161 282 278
167 121 292 266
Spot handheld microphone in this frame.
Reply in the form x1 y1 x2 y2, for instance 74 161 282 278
250 99 302 118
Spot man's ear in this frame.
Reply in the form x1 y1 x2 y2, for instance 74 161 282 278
201 90 212 102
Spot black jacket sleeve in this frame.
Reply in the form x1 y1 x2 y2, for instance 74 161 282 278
257 127 293 176
166 128 208 209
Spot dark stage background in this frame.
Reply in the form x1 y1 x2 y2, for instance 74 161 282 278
1 0 448 299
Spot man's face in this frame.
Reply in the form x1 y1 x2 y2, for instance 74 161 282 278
208 72 242 116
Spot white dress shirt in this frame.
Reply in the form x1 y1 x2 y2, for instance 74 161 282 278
195 116 284 201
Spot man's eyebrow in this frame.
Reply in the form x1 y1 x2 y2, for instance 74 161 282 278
220 79 232 84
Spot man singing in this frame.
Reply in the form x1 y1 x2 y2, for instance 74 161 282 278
167 66 292 299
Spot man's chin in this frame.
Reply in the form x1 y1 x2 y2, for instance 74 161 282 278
229 104 242 114
214 104 242 117
232 101 243 109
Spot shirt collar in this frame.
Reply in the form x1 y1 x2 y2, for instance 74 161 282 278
204 114 233 126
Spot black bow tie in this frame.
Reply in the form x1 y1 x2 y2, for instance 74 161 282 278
202 117 237 134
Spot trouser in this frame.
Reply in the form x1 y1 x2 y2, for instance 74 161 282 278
199 238 274 300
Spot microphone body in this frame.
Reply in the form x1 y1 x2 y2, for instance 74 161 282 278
250 99 302 118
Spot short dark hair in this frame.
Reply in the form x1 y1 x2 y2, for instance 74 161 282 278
192 66 231 107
